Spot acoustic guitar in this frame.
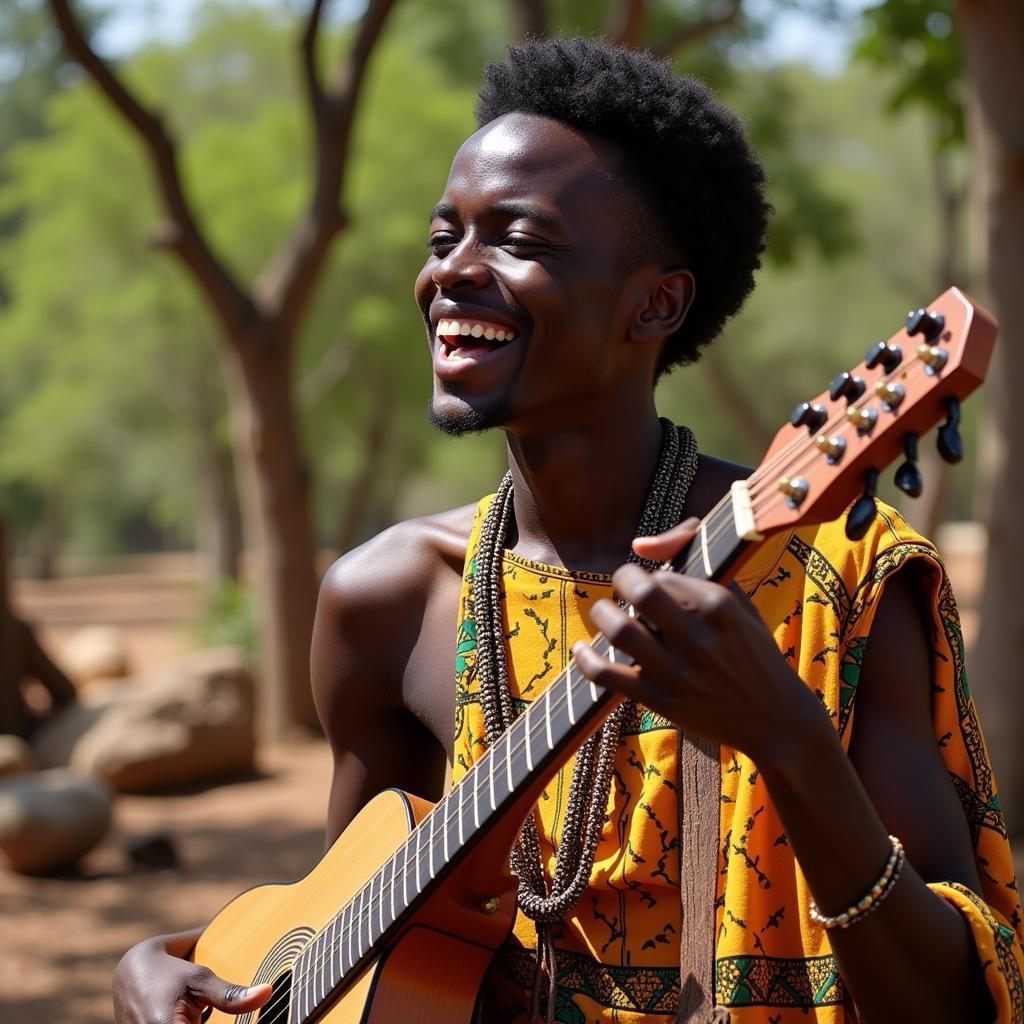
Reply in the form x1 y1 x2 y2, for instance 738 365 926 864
192 287 996 1024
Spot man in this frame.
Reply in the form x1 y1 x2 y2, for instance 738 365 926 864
113 38 1023 1023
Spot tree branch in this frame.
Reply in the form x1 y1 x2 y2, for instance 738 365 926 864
605 0 647 49
301 0 330 120
46 0 256 341
651 0 743 58
256 0 399 344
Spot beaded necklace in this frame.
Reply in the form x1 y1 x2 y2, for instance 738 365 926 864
473 418 699 1019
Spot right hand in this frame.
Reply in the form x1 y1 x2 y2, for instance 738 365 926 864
113 927 273 1023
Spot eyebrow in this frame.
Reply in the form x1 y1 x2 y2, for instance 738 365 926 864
428 199 562 230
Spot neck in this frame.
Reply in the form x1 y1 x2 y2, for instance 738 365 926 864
503 398 665 573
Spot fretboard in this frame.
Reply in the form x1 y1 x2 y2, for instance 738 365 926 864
287 492 748 1023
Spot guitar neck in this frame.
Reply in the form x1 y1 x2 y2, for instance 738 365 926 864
288 491 750 1023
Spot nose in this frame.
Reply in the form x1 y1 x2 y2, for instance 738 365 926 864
431 242 492 291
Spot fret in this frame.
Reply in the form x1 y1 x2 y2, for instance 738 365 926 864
327 915 340 994
387 853 396 927
299 945 310 1023
457 784 465 845
503 729 515 793
699 520 713 578
376 868 385 938
356 887 367 959
314 927 325 1008
427 811 436 880
472 763 481 829
565 667 577 724
524 712 534 771
402 830 412 907
488 745 496 811
347 888 358 967
544 688 552 753
362 878 372 949
364 882 374 956
414 822 422 895
442 801 450 867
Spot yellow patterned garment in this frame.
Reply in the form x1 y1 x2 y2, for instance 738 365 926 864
451 495 1024 1023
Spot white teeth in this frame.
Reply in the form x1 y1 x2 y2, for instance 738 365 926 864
436 318 516 341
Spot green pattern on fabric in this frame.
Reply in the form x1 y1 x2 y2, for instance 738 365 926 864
716 954 844 1008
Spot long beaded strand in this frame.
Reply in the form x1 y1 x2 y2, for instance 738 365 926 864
473 419 699 1019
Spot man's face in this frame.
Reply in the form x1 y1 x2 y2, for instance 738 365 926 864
415 112 644 437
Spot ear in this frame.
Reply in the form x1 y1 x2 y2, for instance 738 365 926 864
628 268 695 345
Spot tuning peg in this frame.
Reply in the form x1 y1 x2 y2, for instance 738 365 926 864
895 433 924 498
865 342 903 373
790 402 828 433
937 397 964 464
906 308 945 342
846 468 880 541
829 372 866 404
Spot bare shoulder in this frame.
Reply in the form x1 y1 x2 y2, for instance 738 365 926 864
320 503 475 604
312 503 478 705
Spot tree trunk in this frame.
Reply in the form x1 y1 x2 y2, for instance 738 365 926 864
336 379 393 555
0 522 29 738
198 439 244 586
0 521 76 737
195 377 243 586
226 341 320 736
911 145 965 539
956 0 1024 832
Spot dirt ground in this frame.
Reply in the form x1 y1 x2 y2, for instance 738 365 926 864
0 739 333 1024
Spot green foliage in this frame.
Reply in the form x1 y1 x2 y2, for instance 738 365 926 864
855 0 963 149
192 576 258 659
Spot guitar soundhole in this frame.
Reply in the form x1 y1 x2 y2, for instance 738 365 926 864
254 971 292 1022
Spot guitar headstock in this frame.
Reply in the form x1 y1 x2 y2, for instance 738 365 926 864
743 287 997 541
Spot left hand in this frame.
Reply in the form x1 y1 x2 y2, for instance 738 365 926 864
572 518 823 762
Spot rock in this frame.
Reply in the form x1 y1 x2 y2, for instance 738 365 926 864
32 647 256 793
0 768 113 875
61 626 130 687
0 735 36 777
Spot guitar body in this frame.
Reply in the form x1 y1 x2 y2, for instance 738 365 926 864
193 788 519 1024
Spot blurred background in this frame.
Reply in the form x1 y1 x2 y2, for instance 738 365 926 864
1 0 1021 1020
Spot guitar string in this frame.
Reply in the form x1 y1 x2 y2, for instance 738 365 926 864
256 343 941 1020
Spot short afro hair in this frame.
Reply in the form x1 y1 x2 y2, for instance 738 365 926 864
476 37 771 376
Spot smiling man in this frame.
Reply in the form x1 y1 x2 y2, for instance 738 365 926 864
113 38 1023 1024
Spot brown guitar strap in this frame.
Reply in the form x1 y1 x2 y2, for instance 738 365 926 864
677 730 729 1024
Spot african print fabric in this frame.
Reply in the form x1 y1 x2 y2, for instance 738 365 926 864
451 495 1024 1022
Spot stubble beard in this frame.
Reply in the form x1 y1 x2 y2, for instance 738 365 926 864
424 389 513 437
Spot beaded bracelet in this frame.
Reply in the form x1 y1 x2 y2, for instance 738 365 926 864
809 835 906 930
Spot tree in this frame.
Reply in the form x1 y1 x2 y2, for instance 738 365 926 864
955 0 1024 832
45 0 400 735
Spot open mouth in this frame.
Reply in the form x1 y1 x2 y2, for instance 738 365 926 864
435 318 519 362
